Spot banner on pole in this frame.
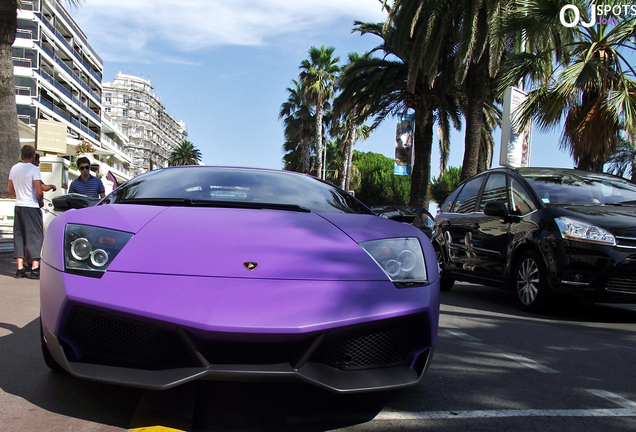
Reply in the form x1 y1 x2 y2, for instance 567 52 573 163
500 87 532 168
394 113 415 176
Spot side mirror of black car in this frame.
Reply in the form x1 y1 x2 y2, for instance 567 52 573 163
483 200 508 218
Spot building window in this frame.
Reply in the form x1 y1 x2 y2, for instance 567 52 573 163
122 109 128 116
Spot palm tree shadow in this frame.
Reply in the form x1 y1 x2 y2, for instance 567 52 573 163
0 318 143 429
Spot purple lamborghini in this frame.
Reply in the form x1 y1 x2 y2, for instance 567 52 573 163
40 166 440 393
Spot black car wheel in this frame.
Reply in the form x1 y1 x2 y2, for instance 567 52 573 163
435 247 455 292
514 251 550 312
40 316 64 372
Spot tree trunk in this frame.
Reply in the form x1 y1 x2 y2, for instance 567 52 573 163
315 102 323 178
409 108 433 210
0 0 19 198
343 117 356 191
301 140 310 174
460 57 488 182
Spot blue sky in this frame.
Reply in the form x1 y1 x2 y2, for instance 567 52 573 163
69 0 575 183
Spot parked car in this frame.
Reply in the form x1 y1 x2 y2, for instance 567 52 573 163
40 166 440 393
372 205 436 238
433 167 636 311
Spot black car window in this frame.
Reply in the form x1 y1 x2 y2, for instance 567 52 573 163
441 185 462 213
509 178 536 215
479 173 507 212
522 171 636 205
452 176 485 214
101 167 373 214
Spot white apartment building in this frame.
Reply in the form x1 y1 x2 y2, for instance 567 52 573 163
103 73 188 175
12 0 133 187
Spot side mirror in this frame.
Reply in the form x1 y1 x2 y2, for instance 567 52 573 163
483 200 508 218
52 193 100 211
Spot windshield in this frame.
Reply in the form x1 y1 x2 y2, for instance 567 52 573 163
521 171 636 205
100 166 372 214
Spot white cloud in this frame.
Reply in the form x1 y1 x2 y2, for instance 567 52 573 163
70 0 387 63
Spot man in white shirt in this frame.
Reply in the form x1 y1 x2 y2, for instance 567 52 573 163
8 145 44 279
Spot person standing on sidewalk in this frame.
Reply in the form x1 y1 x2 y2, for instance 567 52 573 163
69 157 105 199
7 145 45 279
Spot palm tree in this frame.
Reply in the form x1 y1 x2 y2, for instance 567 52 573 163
607 136 636 181
507 1 636 171
299 46 340 179
336 20 462 209
387 0 516 181
335 52 375 192
329 113 372 190
279 80 314 174
168 140 202 166
1 0 83 197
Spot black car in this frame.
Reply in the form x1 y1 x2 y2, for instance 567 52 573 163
372 206 436 238
433 167 636 311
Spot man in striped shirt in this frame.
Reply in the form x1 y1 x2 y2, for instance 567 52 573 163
69 157 105 198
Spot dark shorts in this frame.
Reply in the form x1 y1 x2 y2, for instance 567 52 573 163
13 206 43 260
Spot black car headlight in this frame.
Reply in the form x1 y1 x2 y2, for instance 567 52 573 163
359 238 428 287
65 224 133 276
555 217 616 246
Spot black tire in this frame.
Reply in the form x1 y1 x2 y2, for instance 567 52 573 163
513 251 551 312
40 316 64 372
435 247 455 292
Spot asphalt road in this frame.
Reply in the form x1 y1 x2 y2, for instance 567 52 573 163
1 256 635 432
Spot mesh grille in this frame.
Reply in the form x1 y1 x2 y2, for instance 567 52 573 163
605 275 636 294
311 317 428 370
63 306 186 368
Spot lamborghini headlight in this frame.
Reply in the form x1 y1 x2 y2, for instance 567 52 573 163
359 238 428 286
64 224 133 276
555 217 616 246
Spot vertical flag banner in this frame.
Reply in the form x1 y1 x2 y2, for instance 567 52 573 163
500 87 532 168
394 113 415 175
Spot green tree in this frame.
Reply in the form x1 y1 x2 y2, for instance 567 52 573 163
353 151 410 206
1 0 83 197
430 166 462 204
280 80 314 174
334 52 374 192
507 0 636 172
606 136 636 181
168 140 202 166
336 19 461 209
387 0 515 181
299 46 340 180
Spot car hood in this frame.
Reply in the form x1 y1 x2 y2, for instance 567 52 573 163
554 204 636 237
69 204 402 281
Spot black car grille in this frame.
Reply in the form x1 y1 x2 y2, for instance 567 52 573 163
63 307 190 369
62 307 429 372
616 236 636 249
605 275 636 294
310 317 428 370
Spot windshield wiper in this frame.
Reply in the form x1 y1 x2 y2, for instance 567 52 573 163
604 200 636 206
117 198 310 212
117 198 194 206
189 200 311 212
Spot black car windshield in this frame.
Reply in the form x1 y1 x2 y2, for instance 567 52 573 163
100 166 372 214
521 170 636 205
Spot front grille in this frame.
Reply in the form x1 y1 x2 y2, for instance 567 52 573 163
605 275 636 294
310 317 428 370
63 306 189 368
616 236 636 249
